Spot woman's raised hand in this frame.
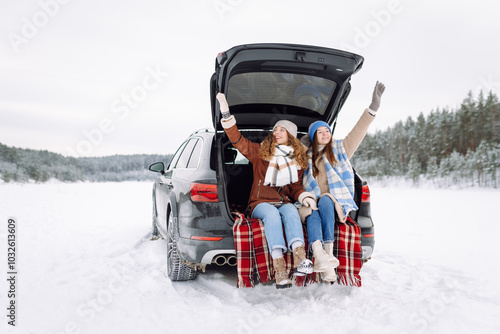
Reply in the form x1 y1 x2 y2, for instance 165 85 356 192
368 81 386 112
216 93 231 119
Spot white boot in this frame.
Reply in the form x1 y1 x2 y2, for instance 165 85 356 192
321 267 338 282
321 242 339 282
323 242 339 268
311 240 337 272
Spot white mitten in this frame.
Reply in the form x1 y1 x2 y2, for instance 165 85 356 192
302 197 318 210
216 93 231 119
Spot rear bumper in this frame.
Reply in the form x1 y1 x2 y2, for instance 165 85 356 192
177 235 235 265
176 214 235 264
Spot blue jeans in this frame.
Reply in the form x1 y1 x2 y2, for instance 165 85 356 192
252 203 304 253
306 196 335 249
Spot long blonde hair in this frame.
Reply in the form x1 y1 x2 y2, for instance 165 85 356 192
259 131 308 170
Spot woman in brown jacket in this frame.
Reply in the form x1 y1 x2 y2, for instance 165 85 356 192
217 93 316 289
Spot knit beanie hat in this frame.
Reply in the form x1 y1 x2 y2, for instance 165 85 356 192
273 120 298 138
308 121 332 142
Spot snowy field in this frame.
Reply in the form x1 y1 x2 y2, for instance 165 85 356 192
1 181 499 334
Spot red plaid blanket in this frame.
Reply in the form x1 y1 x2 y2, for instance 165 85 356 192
232 213 255 287
233 213 275 287
233 213 362 288
232 212 309 288
334 216 363 287
249 219 273 284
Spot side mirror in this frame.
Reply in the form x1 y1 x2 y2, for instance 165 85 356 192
148 162 165 174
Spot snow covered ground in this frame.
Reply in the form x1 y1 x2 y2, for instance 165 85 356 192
1 181 499 334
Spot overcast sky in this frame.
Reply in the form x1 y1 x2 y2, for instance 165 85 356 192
1 0 499 157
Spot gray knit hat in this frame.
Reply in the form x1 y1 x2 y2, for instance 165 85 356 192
273 120 298 138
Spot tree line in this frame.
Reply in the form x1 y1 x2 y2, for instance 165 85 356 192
2 90 498 187
351 90 499 188
0 143 172 183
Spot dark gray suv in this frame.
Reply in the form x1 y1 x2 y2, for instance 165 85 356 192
149 43 375 281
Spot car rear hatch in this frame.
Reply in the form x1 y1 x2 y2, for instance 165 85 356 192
209 44 364 222
210 43 364 133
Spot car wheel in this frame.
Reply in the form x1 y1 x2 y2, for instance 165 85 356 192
167 211 197 281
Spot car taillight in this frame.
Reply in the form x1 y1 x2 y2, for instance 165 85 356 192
361 184 370 202
190 183 218 202
190 236 223 241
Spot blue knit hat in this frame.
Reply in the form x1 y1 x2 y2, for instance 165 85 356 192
308 121 332 142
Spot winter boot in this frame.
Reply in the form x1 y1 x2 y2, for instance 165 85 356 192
273 256 292 289
292 245 313 276
321 242 339 282
311 240 337 272
321 267 338 282
323 242 340 268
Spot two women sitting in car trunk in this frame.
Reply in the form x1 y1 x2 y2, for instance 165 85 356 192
216 81 385 288
218 92 315 289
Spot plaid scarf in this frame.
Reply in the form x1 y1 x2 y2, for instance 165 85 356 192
303 139 358 219
334 217 363 287
264 145 298 187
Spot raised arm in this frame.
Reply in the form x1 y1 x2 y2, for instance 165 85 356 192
343 81 385 158
217 93 261 162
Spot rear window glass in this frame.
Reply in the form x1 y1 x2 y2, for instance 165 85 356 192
227 72 336 115
167 140 187 170
187 139 202 169
225 147 250 165
174 138 198 169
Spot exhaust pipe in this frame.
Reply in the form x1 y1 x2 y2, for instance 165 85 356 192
212 254 237 266
213 255 227 266
227 255 237 266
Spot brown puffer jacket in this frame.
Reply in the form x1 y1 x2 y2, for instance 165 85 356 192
222 116 310 215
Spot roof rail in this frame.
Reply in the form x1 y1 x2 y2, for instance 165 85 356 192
189 128 214 136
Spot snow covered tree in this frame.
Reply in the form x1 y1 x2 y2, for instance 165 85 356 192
427 156 439 184
407 155 421 185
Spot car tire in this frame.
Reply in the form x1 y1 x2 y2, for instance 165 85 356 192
167 211 197 281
